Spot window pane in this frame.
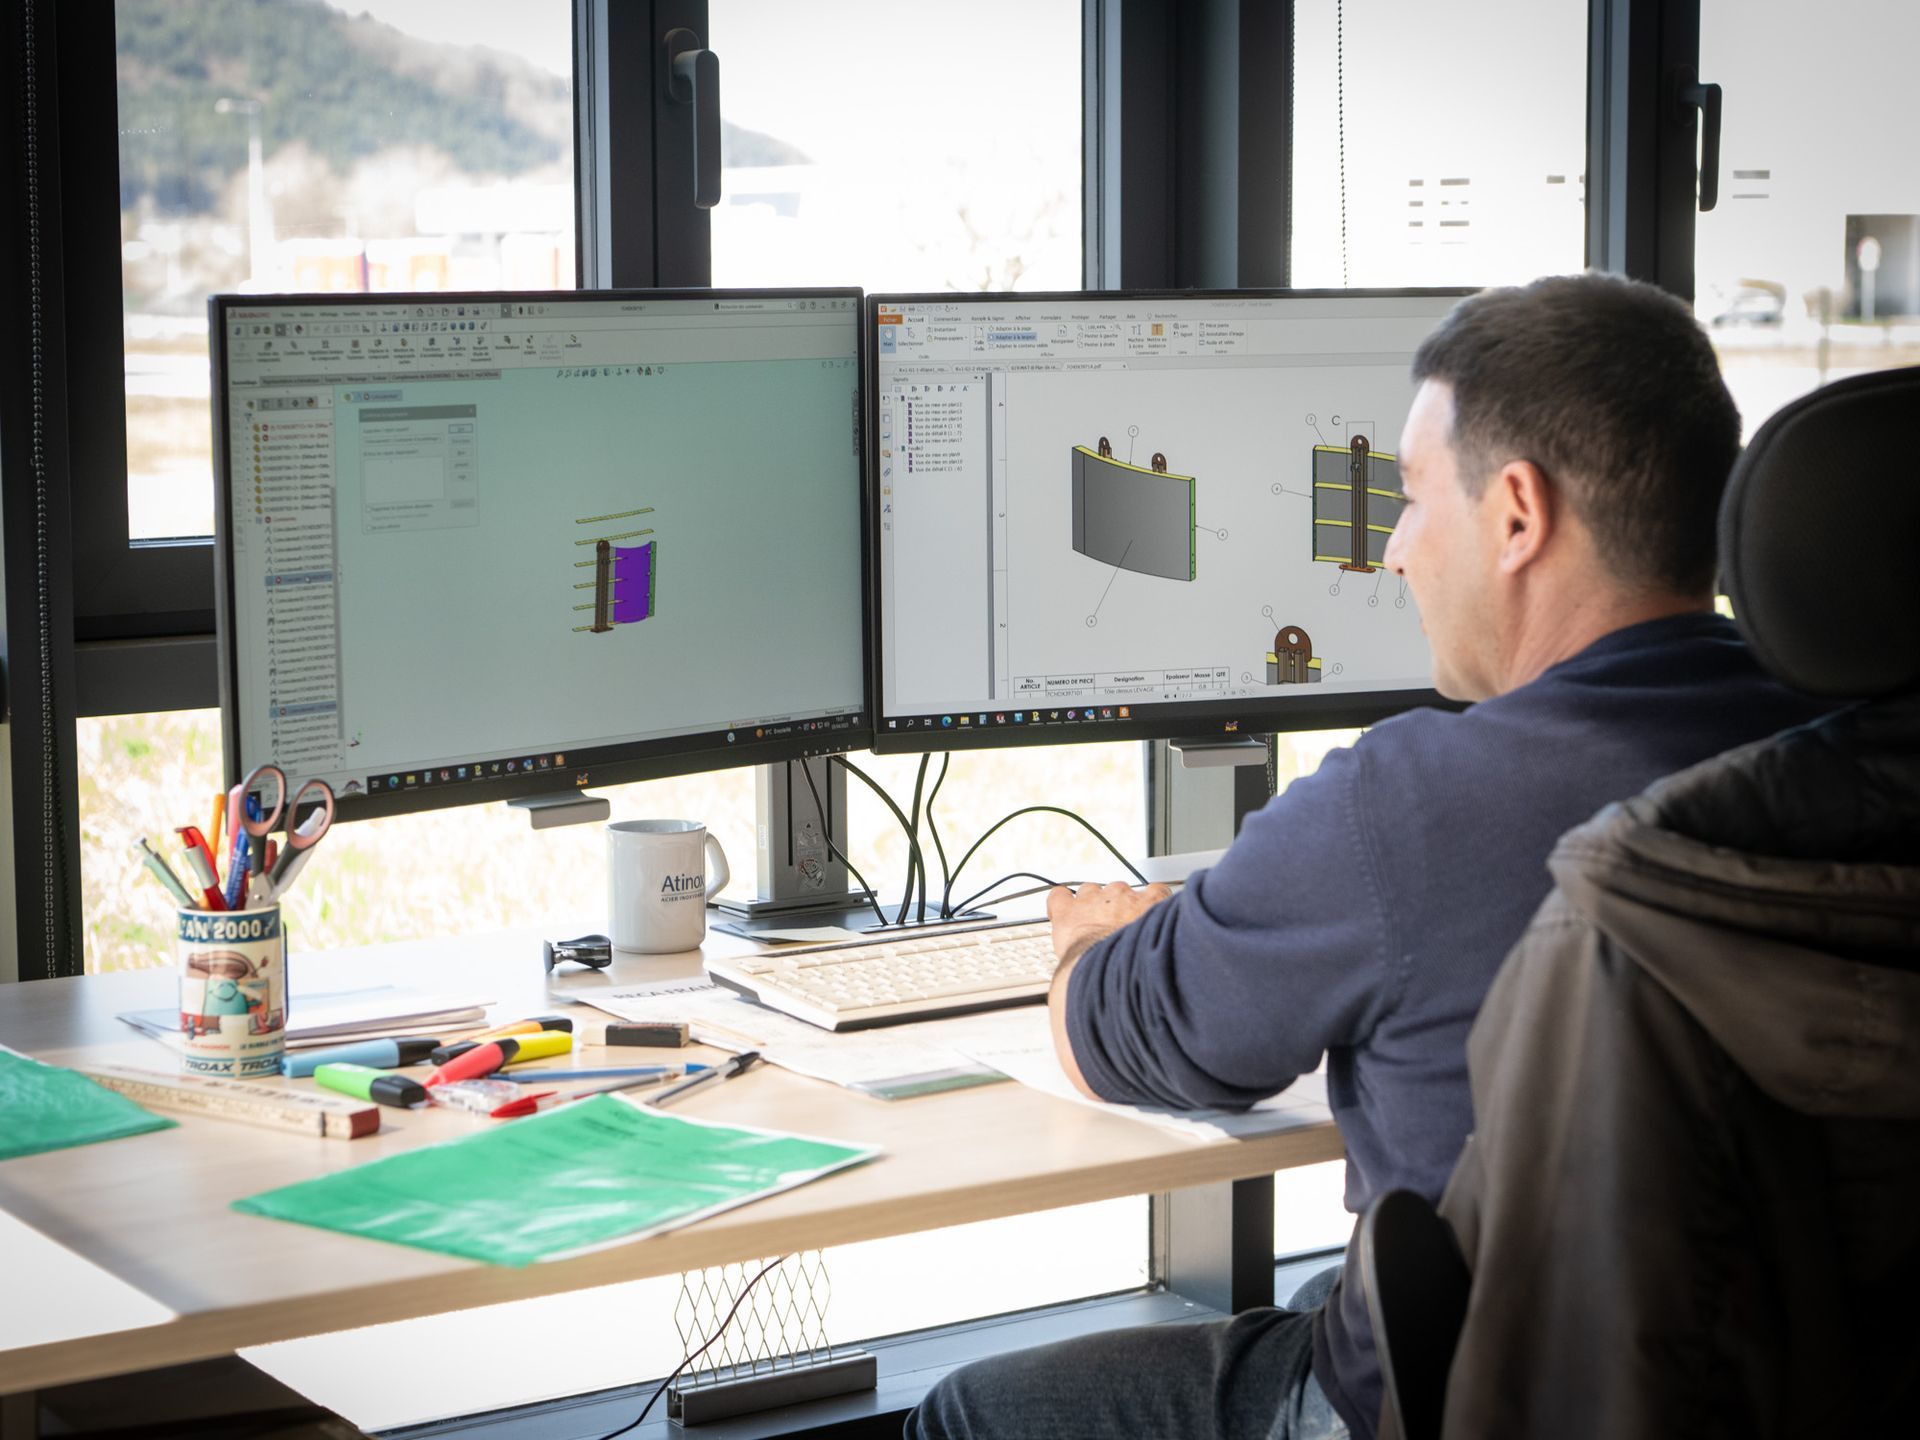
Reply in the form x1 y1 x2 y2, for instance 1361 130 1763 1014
115 0 575 541
1290 0 1587 288
79 708 752 973
708 0 1082 291
1698 0 1920 437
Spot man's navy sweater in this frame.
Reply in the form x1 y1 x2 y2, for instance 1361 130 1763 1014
1063 613 1832 1438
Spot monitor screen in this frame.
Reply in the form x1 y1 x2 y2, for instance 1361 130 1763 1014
868 289 1465 752
213 289 868 817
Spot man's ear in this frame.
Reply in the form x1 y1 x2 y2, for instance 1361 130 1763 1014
1492 460 1553 575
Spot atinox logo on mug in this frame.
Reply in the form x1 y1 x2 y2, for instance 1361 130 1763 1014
609 819 732 953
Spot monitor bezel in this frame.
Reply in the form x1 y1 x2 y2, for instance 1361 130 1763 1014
864 288 1469 756
211 286 873 822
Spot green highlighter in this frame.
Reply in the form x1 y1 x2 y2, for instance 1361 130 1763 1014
315 1062 430 1110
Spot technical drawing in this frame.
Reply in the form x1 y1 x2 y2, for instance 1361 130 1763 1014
1071 437 1197 582
571 507 658 634
1312 436 1405 573
1266 625 1323 685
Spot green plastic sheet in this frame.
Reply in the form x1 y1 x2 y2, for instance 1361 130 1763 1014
0 1046 176 1161
232 1094 878 1266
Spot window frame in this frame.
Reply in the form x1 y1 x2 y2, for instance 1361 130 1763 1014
64 0 720 720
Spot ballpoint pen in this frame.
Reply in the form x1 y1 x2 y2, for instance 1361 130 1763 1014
220 792 253 910
500 1064 705 1084
176 826 225 910
135 838 196 907
178 842 225 911
491 1068 692 1118
644 1050 761 1109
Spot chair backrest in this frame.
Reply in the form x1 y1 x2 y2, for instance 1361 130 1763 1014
1359 1188 1470 1440
1718 365 1920 697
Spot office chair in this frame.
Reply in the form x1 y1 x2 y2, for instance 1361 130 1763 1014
1363 364 1920 1440
1357 1188 1468 1440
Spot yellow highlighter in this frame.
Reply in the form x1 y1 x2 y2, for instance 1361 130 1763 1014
498 1030 573 1065
469 1014 574 1045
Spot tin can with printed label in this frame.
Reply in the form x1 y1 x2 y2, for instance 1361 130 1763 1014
177 905 286 1077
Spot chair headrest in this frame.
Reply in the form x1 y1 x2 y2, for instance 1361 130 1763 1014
1718 366 1920 698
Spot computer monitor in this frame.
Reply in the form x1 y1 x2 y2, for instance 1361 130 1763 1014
212 288 868 818
867 289 1467 753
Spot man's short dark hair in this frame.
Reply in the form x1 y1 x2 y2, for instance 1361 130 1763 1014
1411 272 1739 595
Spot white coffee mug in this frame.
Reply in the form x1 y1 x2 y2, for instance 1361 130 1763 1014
608 819 731 953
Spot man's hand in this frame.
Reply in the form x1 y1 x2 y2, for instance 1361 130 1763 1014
1046 881 1173 1099
1047 880 1173 965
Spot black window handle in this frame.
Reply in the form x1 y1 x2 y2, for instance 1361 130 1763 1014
1676 70 1722 213
665 27 722 210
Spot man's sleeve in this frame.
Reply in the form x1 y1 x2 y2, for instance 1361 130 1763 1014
1063 740 1402 1111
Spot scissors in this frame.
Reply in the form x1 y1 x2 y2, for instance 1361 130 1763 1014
228 764 336 905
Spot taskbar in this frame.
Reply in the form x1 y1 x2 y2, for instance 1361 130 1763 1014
885 704 1139 736
357 711 866 798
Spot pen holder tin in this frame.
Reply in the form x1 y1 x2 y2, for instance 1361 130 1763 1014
177 904 286 1078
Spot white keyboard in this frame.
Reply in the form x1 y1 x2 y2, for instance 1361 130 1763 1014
705 921 1060 1031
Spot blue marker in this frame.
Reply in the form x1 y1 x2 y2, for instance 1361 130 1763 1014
283 1036 441 1078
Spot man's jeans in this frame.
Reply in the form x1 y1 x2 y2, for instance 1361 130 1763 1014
904 1267 1351 1440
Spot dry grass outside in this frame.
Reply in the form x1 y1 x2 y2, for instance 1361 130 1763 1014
82 712 1165 973
81 709 1358 974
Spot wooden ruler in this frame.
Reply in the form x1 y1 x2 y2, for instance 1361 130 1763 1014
78 1064 380 1140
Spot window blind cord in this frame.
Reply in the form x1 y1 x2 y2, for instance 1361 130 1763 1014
22 0 72 979
1337 0 1349 287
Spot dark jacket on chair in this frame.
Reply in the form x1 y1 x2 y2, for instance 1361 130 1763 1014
1433 695 1920 1439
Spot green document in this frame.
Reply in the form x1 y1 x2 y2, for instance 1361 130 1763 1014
233 1095 879 1266
0 1046 176 1161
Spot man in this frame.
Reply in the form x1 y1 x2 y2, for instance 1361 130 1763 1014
905 273 1835 1440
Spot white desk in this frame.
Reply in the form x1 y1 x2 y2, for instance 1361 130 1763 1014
0 883 1340 1397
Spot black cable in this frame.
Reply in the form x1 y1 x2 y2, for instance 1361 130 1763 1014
943 806 1148 919
914 757 932 922
595 1256 787 1440
833 756 927 924
923 753 950 921
800 760 890 928
951 871 1068 918
898 754 929 925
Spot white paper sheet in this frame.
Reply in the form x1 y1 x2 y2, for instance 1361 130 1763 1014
580 981 1330 1140
899 1007 1333 1143
578 980 1004 1096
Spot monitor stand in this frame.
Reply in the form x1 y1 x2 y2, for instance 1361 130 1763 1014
713 757 874 930
508 791 613 828
1168 734 1274 835
713 758 993 936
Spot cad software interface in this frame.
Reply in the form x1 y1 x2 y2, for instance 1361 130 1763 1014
219 293 864 802
873 293 1456 739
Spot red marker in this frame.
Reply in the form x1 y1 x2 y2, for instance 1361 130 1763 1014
176 826 226 911
424 1038 518 1087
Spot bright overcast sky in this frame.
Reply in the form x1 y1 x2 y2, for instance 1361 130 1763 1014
325 0 1080 159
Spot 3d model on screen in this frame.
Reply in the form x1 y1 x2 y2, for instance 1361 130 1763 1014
1266 625 1323 685
572 508 658 634
1312 436 1405 573
1071 437 1198 582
